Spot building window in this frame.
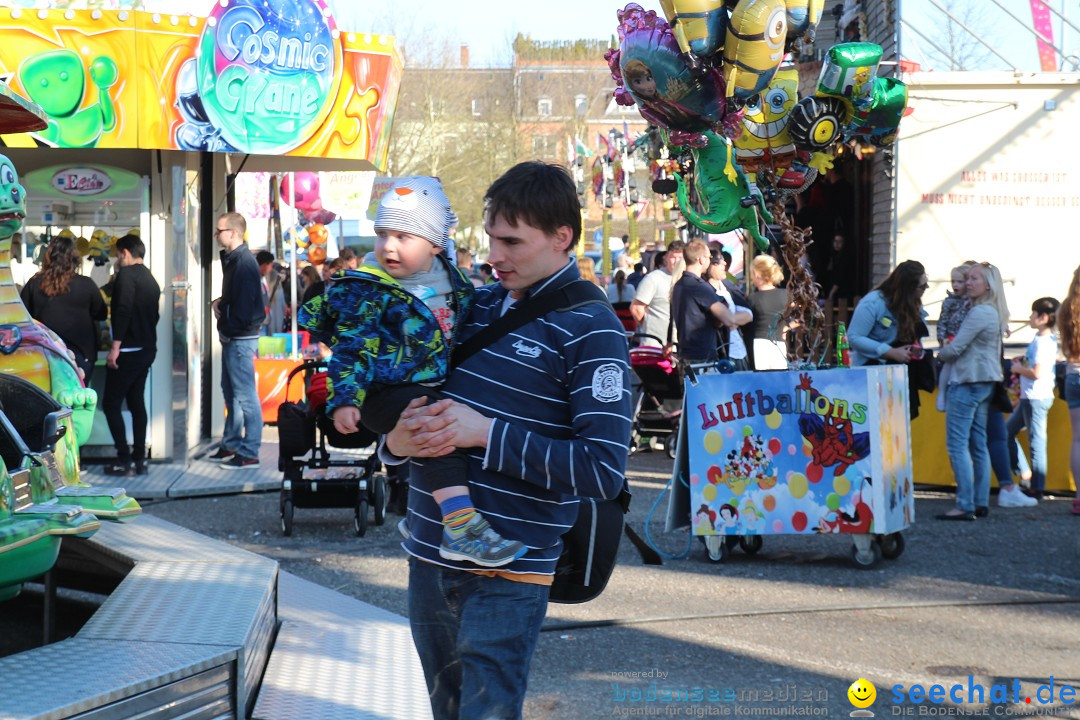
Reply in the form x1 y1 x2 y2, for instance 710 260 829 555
537 98 552 116
471 98 483 116
575 94 588 116
531 135 551 154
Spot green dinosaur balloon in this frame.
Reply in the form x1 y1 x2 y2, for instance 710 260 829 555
674 130 774 251
19 49 118 148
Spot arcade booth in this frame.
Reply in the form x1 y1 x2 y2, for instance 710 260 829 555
0 1 401 463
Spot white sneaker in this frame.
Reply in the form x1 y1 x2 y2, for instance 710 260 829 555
998 485 1038 508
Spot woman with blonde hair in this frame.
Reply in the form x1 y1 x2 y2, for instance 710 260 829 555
1057 265 1080 515
936 262 1007 520
577 256 602 287
747 254 789 369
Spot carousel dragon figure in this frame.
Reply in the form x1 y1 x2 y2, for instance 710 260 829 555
0 87 139 602
0 155 98 463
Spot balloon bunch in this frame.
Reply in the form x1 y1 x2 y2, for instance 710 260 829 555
606 2 908 249
280 172 336 263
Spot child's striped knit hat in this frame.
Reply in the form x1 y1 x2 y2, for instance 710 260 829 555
374 176 457 249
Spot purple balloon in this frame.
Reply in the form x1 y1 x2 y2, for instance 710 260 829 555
607 3 726 132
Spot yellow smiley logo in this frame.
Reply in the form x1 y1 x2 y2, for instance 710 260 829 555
848 678 877 708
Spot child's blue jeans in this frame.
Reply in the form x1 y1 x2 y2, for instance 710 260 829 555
1006 398 1054 492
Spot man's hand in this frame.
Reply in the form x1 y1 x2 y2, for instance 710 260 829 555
385 397 458 458
332 406 361 435
436 401 494 450
212 298 222 320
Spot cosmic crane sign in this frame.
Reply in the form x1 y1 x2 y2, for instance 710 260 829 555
196 0 342 155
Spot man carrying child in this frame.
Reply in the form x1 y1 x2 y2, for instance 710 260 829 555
382 162 633 719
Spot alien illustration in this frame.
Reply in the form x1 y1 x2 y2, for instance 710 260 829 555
19 49 119 148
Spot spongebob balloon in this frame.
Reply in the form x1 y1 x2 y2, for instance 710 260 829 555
733 64 799 174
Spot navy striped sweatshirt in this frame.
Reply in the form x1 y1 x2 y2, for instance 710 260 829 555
401 260 633 577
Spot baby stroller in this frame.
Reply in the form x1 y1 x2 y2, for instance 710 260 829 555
629 334 684 459
276 359 391 537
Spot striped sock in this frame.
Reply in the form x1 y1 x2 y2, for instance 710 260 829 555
439 494 478 536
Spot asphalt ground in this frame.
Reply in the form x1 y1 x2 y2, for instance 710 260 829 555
6 448 1080 719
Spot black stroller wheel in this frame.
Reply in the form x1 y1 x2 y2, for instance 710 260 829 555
354 499 369 537
281 499 293 537
373 476 387 526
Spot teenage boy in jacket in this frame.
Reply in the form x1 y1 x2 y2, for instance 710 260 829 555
384 162 633 720
103 234 161 476
208 212 264 469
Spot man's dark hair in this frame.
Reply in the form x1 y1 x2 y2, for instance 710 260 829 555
256 250 275 266
634 262 644 273
652 250 667 271
721 250 732 267
484 162 582 247
479 263 493 275
338 247 357 262
115 234 145 259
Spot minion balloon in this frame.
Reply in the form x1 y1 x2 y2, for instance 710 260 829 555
722 0 787 106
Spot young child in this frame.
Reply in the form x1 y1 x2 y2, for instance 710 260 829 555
298 177 526 567
1004 297 1061 504
935 263 974 412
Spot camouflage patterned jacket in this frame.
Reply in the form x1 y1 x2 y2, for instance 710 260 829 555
297 255 474 413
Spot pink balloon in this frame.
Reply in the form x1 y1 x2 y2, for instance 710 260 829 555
772 519 784 533
280 172 321 212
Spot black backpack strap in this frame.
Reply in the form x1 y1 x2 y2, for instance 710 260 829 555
452 280 607 368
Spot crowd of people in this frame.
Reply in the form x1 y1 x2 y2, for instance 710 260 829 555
10 162 1079 719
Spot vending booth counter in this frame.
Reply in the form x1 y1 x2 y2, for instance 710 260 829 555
669 365 915 569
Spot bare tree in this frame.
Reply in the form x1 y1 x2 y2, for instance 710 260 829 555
383 33 518 249
920 0 1002 70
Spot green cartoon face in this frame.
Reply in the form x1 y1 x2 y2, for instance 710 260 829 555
20 50 85 118
0 158 26 237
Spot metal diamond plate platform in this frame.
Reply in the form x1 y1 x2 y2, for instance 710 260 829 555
81 434 376 501
253 572 432 720
87 513 270 565
0 638 235 720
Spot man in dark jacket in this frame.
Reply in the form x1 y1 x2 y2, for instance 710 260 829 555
208 212 264 468
103 234 161 476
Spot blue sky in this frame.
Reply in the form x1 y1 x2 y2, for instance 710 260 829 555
327 0 1074 72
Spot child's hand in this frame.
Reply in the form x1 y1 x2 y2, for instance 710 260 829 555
332 406 361 435
1010 359 1022 375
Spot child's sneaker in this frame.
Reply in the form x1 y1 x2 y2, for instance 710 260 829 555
998 485 1037 508
397 518 410 540
439 517 527 567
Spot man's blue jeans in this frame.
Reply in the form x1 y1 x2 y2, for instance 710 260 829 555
1006 398 1054 492
945 382 993 513
408 558 549 720
221 337 262 459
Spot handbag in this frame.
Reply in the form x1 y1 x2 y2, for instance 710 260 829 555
989 380 1014 414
